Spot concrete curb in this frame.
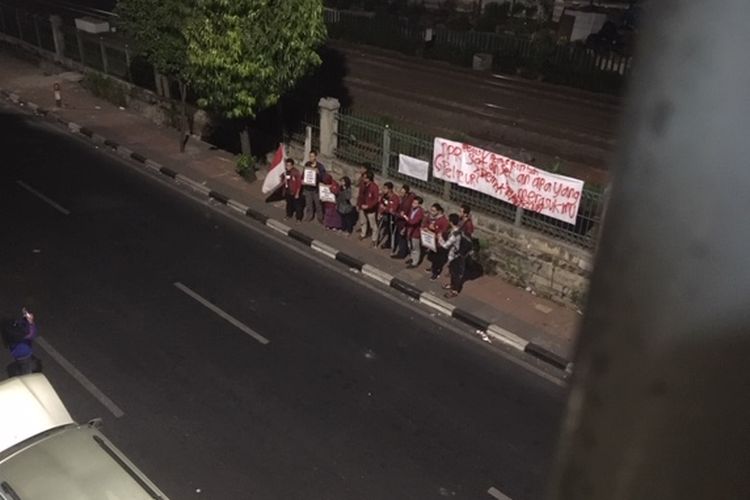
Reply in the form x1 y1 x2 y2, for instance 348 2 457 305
0 87 574 375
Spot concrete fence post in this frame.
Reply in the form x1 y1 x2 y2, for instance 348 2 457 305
49 15 64 62
15 9 23 41
75 30 85 64
124 44 133 82
99 37 108 74
32 15 41 49
514 206 524 227
153 69 162 96
442 178 451 201
318 97 340 157
304 125 312 160
161 75 171 99
381 124 391 177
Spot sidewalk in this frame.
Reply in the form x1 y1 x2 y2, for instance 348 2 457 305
0 48 580 367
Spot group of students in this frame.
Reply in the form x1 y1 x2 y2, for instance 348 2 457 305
280 152 475 298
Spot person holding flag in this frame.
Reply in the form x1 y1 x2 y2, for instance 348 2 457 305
261 144 287 195
281 158 303 221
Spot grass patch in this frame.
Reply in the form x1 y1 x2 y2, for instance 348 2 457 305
81 72 129 108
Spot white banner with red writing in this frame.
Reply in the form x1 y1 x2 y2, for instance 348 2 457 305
432 138 584 224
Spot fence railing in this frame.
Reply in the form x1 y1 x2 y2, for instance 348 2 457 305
323 8 631 94
332 109 604 250
0 3 145 87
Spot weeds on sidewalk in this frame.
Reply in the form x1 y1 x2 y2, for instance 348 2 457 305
81 73 128 108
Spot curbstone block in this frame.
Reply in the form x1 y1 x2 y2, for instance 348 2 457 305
335 252 364 271
390 278 422 299
131 152 147 163
288 230 314 246
227 200 249 214
451 309 491 331
419 292 456 316
487 324 529 351
159 166 177 179
361 264 394 286
266 219 291 235
311 240 338 259
209 190 229 205
175 174 210 195
245 207 268 224
116 146 133 158
524 343 569 370
144 159 162 172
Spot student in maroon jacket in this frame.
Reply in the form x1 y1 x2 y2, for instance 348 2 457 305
281 158 303 221
423 203 450 279
377 182 400 249
402 196 425 267
459 204 475 237
357 171 380 243
391 184 415 257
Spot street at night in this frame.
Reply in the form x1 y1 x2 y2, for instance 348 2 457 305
0 107 565 499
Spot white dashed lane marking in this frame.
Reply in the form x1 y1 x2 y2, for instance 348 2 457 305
174 282 270 345
16 180 71 215
488 486 512 500
36 337 125 418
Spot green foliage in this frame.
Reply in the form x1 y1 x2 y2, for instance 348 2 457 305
186 0 327 120
236 154 257 178
81 72 129 107
114 0 194 81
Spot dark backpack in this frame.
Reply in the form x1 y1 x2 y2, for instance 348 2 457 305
458 232 474 257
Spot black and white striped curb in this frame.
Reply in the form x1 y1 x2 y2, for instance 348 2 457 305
1 88 574 375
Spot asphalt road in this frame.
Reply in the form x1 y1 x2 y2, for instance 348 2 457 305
0 108 566 500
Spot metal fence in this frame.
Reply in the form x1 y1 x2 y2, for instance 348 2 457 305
0 3 141 84
324 8 631 94
332 109 604 250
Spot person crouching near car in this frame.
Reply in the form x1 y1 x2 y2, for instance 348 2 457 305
3 308 40 377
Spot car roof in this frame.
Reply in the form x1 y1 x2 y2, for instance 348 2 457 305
0 424 167 499
0 374 74 453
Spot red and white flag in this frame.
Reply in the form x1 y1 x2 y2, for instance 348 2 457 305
261 144 286 194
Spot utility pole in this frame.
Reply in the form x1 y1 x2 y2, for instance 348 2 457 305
548 1 750 499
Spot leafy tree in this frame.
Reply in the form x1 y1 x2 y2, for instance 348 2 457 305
115 0 195 152
186 0 327 179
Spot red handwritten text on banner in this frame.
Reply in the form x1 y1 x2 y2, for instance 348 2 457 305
432 138 584 224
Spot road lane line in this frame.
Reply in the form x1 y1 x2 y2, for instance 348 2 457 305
16 180 70 215
174 282 270 345
35 337 125 418
488 486 512 500
484 102 511 111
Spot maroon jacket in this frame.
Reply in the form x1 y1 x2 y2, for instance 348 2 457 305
379 192 401 216
460 216 475 237
404 206 424 239
359 181 380 213
398 193 416 215
424 214 449 238
281 167 302 197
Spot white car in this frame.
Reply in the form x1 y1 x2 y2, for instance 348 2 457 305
0 374 169 499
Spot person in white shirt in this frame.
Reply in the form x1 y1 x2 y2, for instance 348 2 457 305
438 214 468 298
